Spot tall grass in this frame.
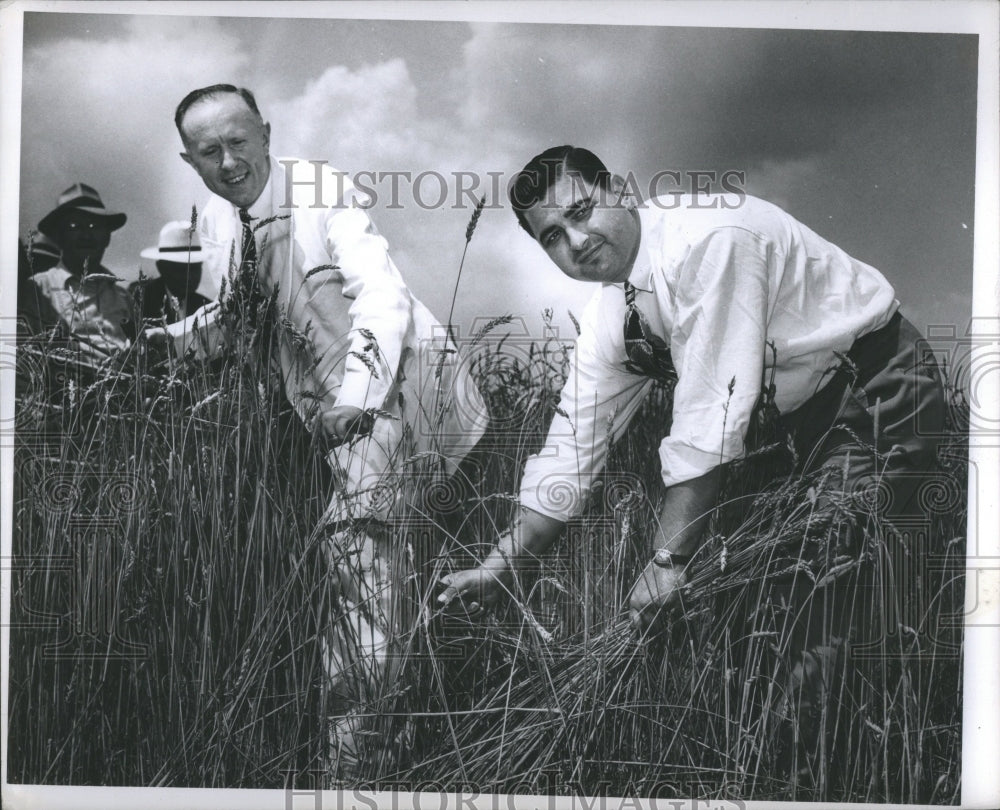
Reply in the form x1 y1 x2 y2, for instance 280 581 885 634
9 273 966 801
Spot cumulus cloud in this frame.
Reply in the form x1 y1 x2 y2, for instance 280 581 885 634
270 60 425 170
259 37 582 335
15 13 977 337
20 14 249 275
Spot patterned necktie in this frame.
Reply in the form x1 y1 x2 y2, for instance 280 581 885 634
238 207 257 268
623 281 677 385
234 207 263 327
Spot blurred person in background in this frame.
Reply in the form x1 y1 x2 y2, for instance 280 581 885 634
20 230 61 276
20 182 136 356
17 231 61 338
131 219 211 323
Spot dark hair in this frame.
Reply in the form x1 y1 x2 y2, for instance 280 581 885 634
509 145 612 236
174 84 263 137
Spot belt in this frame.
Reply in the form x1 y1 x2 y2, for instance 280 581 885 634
844 310 904 390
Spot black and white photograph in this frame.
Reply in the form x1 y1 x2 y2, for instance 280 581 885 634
1 1 997 808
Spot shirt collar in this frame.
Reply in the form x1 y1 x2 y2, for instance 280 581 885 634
243 158 276 222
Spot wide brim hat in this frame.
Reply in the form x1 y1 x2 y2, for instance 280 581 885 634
141 220 203 262
38 182 127 235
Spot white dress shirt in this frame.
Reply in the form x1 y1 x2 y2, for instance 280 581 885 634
167 157 488 519
519 194 899 521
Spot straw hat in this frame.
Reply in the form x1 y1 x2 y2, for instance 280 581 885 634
141 220 203 262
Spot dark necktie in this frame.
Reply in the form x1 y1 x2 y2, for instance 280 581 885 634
234 207 263 328
239 207 257 269
623 281 677 385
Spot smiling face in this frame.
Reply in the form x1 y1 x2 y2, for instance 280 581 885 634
523 173 640 283
179 93 271 209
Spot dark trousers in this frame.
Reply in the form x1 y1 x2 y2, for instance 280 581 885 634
782 311 945 510
769 312 946 787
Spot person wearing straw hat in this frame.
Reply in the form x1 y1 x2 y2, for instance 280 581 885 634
22 182 136 356
132 220 211 323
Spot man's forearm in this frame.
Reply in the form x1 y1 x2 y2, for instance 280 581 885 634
483 507 565 570
162 301 223 359
651 467 721 558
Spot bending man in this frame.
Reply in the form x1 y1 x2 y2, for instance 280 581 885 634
438 145 944 780
158 84 489 772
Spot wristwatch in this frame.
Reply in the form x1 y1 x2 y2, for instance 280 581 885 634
651 548 692 568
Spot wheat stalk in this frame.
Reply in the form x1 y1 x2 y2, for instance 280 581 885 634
445 194 486 348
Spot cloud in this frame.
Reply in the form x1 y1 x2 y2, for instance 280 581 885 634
270 60 426 170
742 157 824 212
20 15 250 274
261 42 571 334
15 14 976 340
452 24 967 172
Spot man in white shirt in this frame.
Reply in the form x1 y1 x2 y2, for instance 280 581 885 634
160 84 489 771
438 145 945 781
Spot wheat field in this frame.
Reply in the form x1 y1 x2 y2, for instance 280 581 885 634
8 271 966 802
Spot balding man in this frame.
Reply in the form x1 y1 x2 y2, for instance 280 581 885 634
159 84 488 773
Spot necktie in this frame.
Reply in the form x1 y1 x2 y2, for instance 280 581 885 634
234 207 263 327
623 282 677 385
238 207 257 269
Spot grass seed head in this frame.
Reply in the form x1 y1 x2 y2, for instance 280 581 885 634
465 194 486 242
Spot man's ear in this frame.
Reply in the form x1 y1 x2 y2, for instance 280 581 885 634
180 151 194 169
263 121 271 152
609 173 638 208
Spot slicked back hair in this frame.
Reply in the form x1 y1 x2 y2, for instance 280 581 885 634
509 145 613 236
174 84 263 139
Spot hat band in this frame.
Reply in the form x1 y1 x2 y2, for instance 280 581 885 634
65 197 104 211
159 245 200 253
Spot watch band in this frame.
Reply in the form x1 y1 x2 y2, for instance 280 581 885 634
651 548 692 568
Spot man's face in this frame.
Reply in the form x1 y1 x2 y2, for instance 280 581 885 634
179 94 271 209
156 260 202 297
523 173 639 284
59 211 112 274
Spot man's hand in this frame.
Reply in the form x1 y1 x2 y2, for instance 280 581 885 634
141 326 174 360
629 468 719 634
437 509 564 619
143 325 169 344
628 561 688 634
323 406 374 445
437 558 513 617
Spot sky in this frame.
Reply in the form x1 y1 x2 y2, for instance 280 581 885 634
2 3 999 803
12 4 981 343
